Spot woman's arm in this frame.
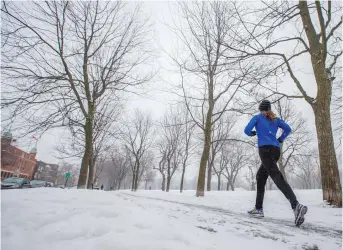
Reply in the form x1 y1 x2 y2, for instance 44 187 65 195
244 116 257 136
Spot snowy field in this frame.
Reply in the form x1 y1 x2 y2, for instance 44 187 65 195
1 188 342 250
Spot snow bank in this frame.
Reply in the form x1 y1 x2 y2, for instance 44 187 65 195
1 188 341 250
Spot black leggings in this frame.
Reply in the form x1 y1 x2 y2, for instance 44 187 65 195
256 146 298 209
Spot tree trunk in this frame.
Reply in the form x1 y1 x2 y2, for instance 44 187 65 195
251 182 255 191
313 103 342 206
145 179 148 190
180 164 186 193
87 153 94 189
161 175 166 191
134 162 140 191
77 118 93 189
226 182 229 191
217 175 221 191
278 144 287 182
196 76 214 197
207 160 212 191
131 172 136 191
230 182 235 191
196 115 212 196
268 178 273 190
166 176 171 192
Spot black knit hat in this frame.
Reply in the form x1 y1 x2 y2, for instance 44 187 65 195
259 100 271 111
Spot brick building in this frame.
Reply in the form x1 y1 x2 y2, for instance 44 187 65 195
1 132 37 180
33 161 59 183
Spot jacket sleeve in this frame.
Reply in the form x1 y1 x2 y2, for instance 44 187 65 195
277 118 292 141
244 115 257 136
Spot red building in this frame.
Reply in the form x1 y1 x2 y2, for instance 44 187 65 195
1 132 37 180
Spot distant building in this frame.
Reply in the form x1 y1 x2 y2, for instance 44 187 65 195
1 132 37 180
33 161 59 183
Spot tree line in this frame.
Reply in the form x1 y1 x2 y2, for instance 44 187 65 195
1 1 341 206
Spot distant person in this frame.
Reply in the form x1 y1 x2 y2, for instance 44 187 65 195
101 184 104 190
244 100 307 227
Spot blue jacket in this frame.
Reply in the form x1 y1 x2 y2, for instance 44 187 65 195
244 113 292 147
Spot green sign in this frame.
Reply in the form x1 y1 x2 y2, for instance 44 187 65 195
66 172 71 179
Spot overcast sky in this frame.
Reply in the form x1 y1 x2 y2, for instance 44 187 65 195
2 1 341 179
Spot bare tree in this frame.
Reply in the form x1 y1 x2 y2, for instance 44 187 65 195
137 150 155 188
274 99 313 182
170 1 253 197
291 151 322 190
221 142 249 191
207 113 236 191
54 98 122 188
142 167 155 190
244 150 260 191
121 110 154 191
109 149 130 190
156 108 184 192
1 1 153 189
179 111 195 193
214 153 226 191
226 1 342 206
154 149 167 191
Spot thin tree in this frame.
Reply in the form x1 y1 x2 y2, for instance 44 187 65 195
244 151 260 191
154 149 167 191
109 149 130 190
207 113 236 191
121 110 154 191
179 110 195 193
157 108 184 192
221 142 249 191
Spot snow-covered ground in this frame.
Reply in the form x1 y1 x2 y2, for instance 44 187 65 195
1 188 342 250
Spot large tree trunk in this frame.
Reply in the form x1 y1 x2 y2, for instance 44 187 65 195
77 118 93 189
180 164 186 193
161 175 166 191
313 104 342 206
166 176 171 192
226 181 229 191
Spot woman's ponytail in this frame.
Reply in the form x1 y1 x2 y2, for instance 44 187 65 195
264 111 277 120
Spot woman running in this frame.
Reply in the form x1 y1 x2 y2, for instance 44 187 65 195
244 100 307 226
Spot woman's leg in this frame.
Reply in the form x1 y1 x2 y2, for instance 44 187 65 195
255 164 269 209
259 146 298 209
